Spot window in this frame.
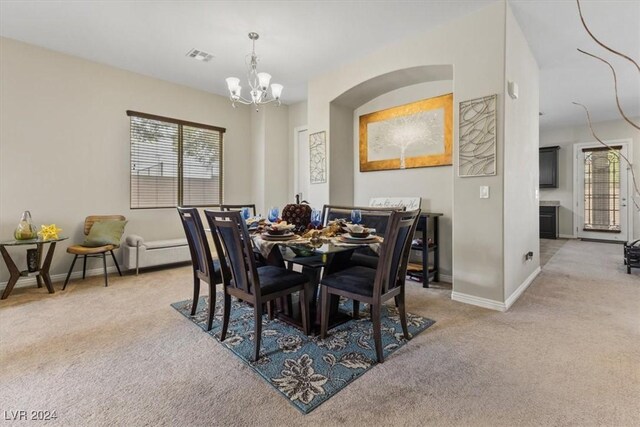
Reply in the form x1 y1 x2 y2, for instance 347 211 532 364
128 111 225 209
583 146 621 232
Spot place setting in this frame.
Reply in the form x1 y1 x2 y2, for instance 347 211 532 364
261 222 298 241
336 223 381 244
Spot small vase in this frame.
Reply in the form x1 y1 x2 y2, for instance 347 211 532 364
14 211 37 240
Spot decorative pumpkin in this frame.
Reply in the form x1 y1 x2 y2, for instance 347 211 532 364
281 203 312 233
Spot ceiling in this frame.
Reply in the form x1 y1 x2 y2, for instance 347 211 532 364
0 0 638 130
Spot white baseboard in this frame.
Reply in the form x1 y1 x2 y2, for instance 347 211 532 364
559 234 576 239
0 266 120 291
504 266 541 310
451 291 506 312
451 266 541 312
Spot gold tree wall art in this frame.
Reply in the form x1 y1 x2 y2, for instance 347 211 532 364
359 93 453 172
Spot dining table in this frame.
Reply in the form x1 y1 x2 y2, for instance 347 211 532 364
250 230 383 333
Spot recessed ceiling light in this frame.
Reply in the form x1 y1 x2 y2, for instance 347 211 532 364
186 48 214 62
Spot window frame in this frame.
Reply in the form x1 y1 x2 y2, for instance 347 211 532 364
127 110 226 209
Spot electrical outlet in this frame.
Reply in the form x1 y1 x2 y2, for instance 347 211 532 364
480 186 490 199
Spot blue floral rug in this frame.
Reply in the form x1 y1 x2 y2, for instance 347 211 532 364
171 294 434 414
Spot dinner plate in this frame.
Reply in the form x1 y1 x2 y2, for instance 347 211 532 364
262 233 297 242
347 233 372 239
337 235 380 244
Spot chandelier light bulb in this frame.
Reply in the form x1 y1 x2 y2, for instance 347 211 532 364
271 83 283 100
226 77 240 91
257 72 272 91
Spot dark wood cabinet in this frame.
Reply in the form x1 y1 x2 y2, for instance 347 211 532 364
540 206 559 239
539 146 560 188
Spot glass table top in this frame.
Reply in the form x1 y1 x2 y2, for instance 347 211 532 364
0 237 68 246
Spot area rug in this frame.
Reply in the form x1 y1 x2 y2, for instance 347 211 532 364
171 295 434 414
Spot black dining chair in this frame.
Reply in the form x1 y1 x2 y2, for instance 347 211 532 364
321 204 404 232
320 209 420 363
321 205 406 317
220 204 257 216
220 203 267 267
322 204 404 267
177 207 223 331
204 210 311 361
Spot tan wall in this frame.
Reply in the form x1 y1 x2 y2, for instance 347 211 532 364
0 37 253 283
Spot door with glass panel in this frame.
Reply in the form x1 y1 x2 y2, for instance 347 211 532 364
576 142 630 241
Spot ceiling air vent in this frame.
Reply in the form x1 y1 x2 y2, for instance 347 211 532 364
186 48 214 62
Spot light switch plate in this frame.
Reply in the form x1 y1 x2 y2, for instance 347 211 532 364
480 186 490 199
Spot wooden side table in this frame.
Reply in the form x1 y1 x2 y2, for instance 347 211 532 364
0 237 67 299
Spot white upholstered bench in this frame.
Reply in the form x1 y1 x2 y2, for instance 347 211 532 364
123 235 191 275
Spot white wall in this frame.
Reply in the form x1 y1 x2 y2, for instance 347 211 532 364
503 4 541 303
0 37 253 283
307 1 508 304
288 102 308 200
353 80 453 276
540 117 640 239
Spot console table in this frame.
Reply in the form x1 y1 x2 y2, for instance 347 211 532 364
407 212 443 288
0 237 67 299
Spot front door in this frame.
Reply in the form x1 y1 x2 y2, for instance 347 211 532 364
575 141 630 242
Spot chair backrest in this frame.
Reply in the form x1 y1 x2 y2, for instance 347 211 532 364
84 215 126 236
177 207 218 282
373 210 421 297
220 204 257 216
321 204 404 236
204 210 261 298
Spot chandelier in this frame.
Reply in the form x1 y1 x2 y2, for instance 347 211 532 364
225 32 283 110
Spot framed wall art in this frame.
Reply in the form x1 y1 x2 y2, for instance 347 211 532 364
309 131 327 184
359 93 453 172
458 94 497 177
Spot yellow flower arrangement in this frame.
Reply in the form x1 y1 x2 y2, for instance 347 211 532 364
38 224 62 240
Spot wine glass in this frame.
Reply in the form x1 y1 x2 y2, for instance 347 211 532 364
351 209 362 225
240 207 250 220
310 208 322 228
268 206 279 223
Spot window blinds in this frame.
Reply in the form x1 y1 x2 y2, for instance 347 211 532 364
128 111 225 209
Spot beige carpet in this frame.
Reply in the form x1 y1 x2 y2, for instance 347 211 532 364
1 240 638 426
540 238 568 266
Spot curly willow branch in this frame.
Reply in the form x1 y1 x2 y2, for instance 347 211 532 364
576 0 640 74
573 102 640 212
577 49 640 131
